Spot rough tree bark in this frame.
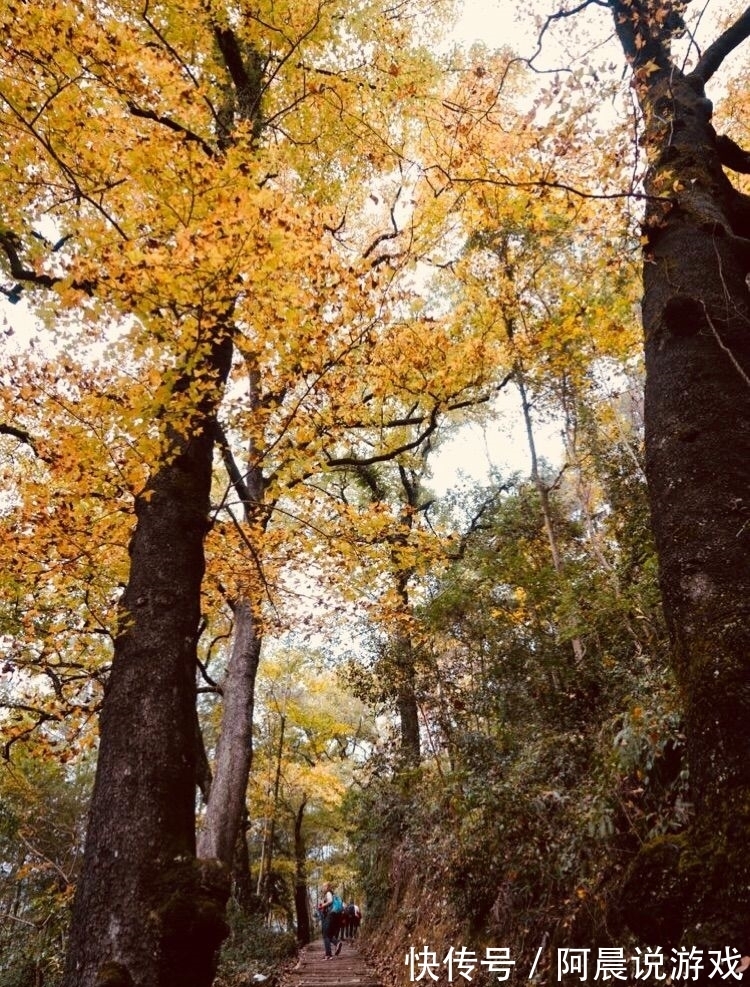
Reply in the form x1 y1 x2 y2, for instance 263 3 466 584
606 0 750 957
62 331 234 987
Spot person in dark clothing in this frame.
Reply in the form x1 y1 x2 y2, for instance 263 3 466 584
340 903 350 940
317 882 343 959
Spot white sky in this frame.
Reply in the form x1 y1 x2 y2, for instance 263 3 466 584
452 0 536 49
427 388 565 496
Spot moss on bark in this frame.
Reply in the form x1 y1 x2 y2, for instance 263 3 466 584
154 857 231 985
619 803 750 961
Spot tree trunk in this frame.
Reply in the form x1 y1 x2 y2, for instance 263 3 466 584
231 809 256 912
518 373 585 666
396 643 421 765
395 568 420 766
62 332 234 987
197 597 262 866
610 0 750 956
293 799 311 946
351 463 423 765
258 714 285 911
198 374 266 869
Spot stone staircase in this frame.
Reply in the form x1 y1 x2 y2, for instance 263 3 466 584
284 941 382 987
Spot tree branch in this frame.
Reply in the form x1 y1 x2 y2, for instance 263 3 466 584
535 1 610 61
127 102 216 157
213 26 265 130
693 4 750 85
0 231 97 301
363 182 404 260
716 134 750 174
214 420 254 509
354 376 511 433
446 487 509 561
326 406 440 467
425 162 661 203
16 830 72 889
1 706 62 760
0 232 57 289
0 423 37 452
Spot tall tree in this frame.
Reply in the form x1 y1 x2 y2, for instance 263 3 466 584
603 0 750 954
62 324 235 987
528 0 750 954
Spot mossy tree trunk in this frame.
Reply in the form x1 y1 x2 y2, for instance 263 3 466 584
610 0 750 956
62 331 235 987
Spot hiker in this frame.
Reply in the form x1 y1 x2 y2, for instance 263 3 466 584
317 882 343 959
343 901 358 939
351 902 361 939
340 902 351 940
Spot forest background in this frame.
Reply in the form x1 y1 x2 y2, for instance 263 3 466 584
2 0 750 985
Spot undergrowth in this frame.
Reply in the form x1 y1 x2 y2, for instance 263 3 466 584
214 904 298 987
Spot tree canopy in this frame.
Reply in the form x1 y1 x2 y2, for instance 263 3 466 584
3 0 750 984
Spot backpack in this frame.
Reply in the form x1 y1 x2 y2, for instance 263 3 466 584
331 894 343 914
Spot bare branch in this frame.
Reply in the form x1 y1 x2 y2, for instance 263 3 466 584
326 405 441 467
0 423 37 453
424 162 662 204
447 486 510 561
196 655 223 694
491 0 609 93
214 420 254 509
693 4 750 84
127 102 216 158
16 830 72 888
717 134 750 174
363 182 404 259
0 232 57 289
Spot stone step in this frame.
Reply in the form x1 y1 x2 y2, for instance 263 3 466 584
282 943 382 987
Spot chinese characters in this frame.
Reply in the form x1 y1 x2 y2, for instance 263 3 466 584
404 946 745 982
